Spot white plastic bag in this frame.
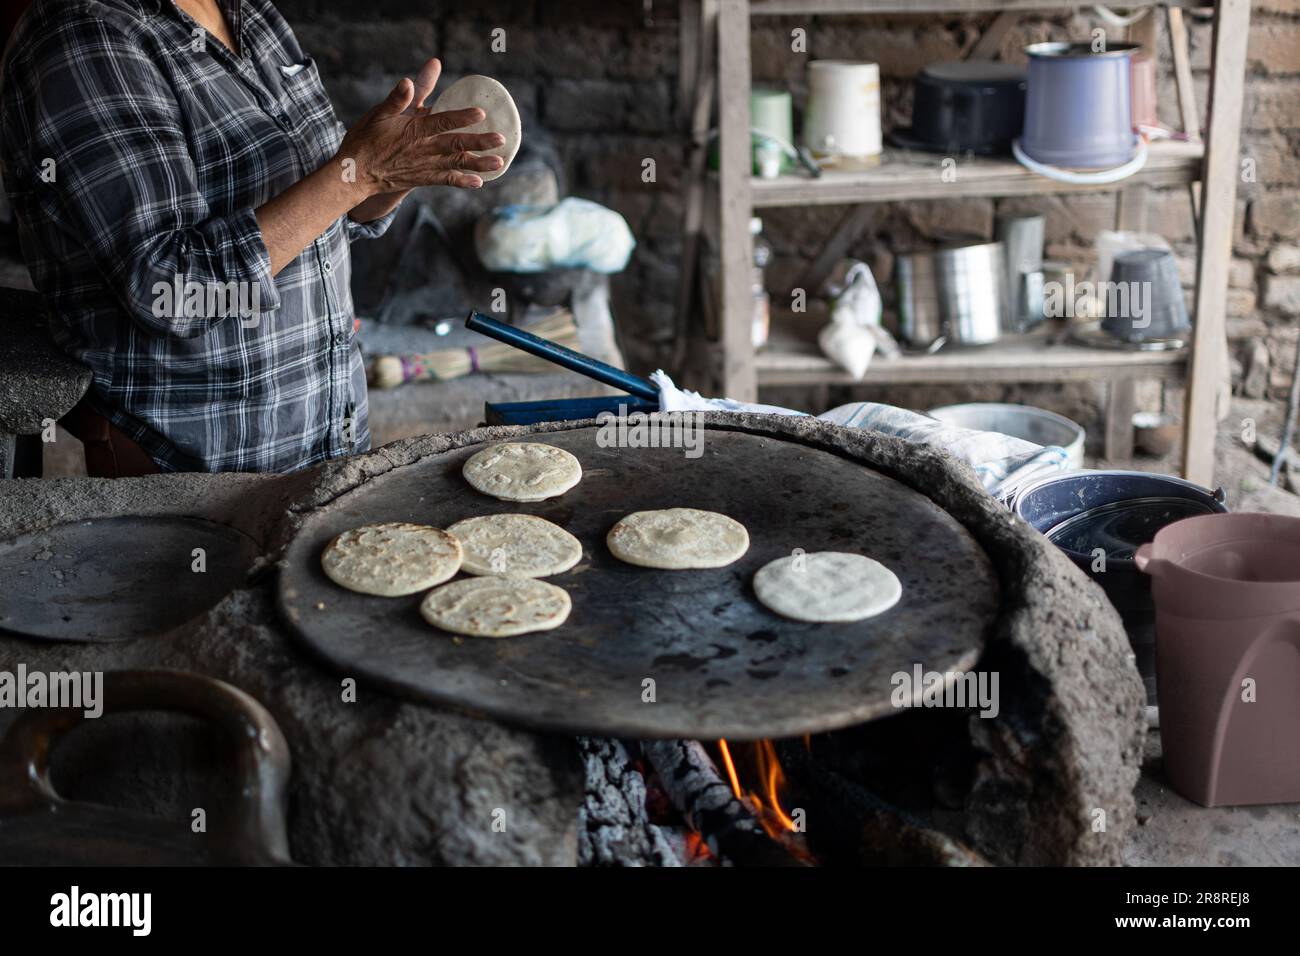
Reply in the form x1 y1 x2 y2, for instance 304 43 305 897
475 197 636 274
649 370 1070 500
815 259 898 379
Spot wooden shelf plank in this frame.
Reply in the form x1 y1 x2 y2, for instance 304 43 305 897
750 0 1211 15
749 140 1204 208
754 332 1188 387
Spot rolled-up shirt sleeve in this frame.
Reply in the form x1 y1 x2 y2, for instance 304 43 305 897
346 206 398 242
26 16 280 338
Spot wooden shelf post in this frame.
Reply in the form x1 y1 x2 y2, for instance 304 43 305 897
717 0 758 401
1183 0 1251 485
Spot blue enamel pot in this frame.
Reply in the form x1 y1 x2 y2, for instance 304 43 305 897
1014 469 1227 704
1020 42 1140 169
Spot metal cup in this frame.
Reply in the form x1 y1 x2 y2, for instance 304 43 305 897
935 240 1006 346
996 213 1045 330
896 252 945 350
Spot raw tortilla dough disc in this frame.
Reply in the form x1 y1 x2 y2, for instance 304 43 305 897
447 514 583 578
606 508 749 570
321 522 462 597
462 442 582 502
753 551 902 623
430 74 521 182
420 577 572 637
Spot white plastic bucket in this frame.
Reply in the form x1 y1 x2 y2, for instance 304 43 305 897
803 61 882 165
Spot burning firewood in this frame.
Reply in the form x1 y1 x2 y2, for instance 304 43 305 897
641 739 809 867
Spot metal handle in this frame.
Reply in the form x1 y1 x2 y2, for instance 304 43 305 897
464 311 660 403
0 669 292 862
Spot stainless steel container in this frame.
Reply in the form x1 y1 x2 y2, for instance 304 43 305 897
996 213 1045 330
935 240 1006 346
896 252 945 349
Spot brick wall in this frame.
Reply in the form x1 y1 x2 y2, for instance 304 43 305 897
278 0 683 371
281 0 1299 404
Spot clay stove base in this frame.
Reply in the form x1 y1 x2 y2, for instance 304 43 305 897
0 413 1146 866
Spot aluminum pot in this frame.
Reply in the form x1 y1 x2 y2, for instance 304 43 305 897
1020 42 1140 169
896 241 1007 348
928 402 1085 470
1014 470 1227 704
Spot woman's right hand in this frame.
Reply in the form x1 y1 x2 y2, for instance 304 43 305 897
338 62 505 194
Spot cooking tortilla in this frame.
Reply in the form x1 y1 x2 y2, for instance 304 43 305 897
753 551 901 623
419 577 571 637
462 442 582 502
447 514 582 578
321 522 462 597
606 508 749 570
430 74 521 182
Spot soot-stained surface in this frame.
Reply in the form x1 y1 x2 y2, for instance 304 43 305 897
280 426 1000 740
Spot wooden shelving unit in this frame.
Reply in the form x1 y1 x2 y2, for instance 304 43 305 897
709 0 1253 485
749 140 1205 208
759 318 1190 387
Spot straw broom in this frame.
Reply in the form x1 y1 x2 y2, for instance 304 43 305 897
368 311 578 389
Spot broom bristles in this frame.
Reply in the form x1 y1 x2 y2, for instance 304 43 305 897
369 313 580 387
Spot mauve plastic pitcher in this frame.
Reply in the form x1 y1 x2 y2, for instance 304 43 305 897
1135 513 1300 807
1020 42 1139 169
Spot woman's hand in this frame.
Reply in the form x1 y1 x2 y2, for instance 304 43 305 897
256 58 503 275
339 58 505 197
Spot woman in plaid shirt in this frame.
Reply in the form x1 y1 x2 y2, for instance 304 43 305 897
1 0 503 474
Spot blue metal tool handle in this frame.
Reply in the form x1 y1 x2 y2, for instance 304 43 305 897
464 311 660 403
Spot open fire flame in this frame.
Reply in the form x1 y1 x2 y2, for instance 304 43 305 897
716 739 799 839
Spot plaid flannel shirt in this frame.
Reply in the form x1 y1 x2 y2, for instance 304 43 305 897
1 0 394 472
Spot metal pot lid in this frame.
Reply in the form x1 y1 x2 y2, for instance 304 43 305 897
1067 319 1187 352
1024 41 1141 59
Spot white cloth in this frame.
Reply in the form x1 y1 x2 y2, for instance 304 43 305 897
651 370 1070 501
652 370 805 418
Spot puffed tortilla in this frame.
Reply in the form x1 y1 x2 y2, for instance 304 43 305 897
420 577 571 637
462 442 582 502
447 514 582 578
321 522 462 597
753 551 901 623
606 508 749 570
430 74 521 182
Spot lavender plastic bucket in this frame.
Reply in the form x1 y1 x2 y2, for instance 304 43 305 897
1020 42 1139 169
